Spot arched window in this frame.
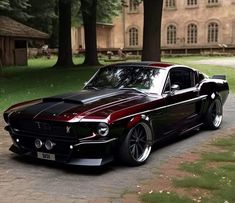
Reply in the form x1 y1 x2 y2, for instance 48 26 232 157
208 0 218 3
187 24 197 44
129 27 138 46
208 22 219 43
165 0 176 8
187 0 197 6
167 25 177 44
129 0 138 12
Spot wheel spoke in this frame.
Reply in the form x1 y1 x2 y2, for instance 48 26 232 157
130 138 136 143
134 145 139 160
138 143 144 152
130 145 136 156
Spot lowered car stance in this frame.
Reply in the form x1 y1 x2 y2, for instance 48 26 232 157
3 62 229 166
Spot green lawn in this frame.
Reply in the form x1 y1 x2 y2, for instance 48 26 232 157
0 57 98 112
0 56 234 112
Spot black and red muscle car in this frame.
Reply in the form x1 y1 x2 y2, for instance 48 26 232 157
3 62 229 166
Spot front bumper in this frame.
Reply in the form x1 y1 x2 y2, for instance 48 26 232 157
8 129 118 166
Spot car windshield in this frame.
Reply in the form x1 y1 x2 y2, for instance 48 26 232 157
84 65 166 94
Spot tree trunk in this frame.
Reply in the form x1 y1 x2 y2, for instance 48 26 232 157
142 0 163 62
81 0 100 66
54 0 74 68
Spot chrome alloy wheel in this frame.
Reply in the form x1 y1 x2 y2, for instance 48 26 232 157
211 99 223 128
128 123 152 163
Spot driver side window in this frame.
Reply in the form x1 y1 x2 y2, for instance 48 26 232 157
169 67 195 90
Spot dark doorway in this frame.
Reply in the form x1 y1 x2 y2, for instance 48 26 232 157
14 40 27 66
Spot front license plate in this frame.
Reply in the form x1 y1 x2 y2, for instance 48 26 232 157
37 152 55 161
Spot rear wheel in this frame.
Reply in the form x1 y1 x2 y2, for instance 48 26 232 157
205 98 223 130
118 122 152 166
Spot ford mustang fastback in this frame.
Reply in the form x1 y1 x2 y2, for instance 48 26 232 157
3 62 229 166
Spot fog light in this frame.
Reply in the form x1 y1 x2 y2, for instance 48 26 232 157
16 138 20 143
70 145 73 149
45 140 55 150
97 123 109 137
35 139 42 149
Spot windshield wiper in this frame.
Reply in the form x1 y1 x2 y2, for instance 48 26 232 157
119 87 148 95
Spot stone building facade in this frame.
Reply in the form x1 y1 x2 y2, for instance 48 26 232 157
72 0 235 54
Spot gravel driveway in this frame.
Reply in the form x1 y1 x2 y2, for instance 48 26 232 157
0 94 235 203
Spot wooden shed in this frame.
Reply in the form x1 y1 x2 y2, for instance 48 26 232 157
0 16 49 66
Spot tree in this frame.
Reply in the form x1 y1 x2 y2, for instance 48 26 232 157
96 0 122 23
142 0 164 61
2 0 31 22
80 0 99 66
54 0 74 67
0 0 10 10
27 0 58 47
80 0 121 66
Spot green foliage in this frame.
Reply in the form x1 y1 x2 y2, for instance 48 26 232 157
6 0 31 21
72 0 122 26
71 0 82 27
26 0 58 47
141 192 194 203
96 0 122 23
0 0 10 10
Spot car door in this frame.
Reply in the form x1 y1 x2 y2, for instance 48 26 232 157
162 67 202 136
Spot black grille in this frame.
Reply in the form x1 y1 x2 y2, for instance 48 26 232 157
10 120 75 138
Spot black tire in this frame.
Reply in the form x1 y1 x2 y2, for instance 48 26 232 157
204 98 223 130
118 122 152 166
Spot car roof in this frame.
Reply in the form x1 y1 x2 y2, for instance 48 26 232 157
103 62 195 72
110 61 173 68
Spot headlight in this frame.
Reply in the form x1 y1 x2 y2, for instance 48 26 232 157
97 123 109 137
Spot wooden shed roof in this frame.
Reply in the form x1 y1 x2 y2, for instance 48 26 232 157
0 16 49 39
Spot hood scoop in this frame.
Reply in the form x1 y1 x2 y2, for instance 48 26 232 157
43 97 84 105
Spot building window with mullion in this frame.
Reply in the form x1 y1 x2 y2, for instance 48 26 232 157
187 24 197 44
165 0 176 8
129 27 139 47
129 0 138 13
208 22 219 43
167 25 177 44
187 0 197 6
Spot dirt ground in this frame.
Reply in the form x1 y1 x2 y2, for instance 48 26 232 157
121 128 235 203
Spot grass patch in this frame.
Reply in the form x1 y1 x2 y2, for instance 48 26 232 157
0 57 98 112
174 175 221 190
203 151 235 162
141 134 235 203
0 56 234 112
213 136 235 147
141 192 194 203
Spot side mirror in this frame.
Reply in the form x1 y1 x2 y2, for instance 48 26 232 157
170 84 180 95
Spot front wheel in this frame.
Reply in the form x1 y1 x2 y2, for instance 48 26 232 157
118 122 152 166
204 98 223 130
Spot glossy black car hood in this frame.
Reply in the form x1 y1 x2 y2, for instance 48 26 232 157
7 89 161 123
